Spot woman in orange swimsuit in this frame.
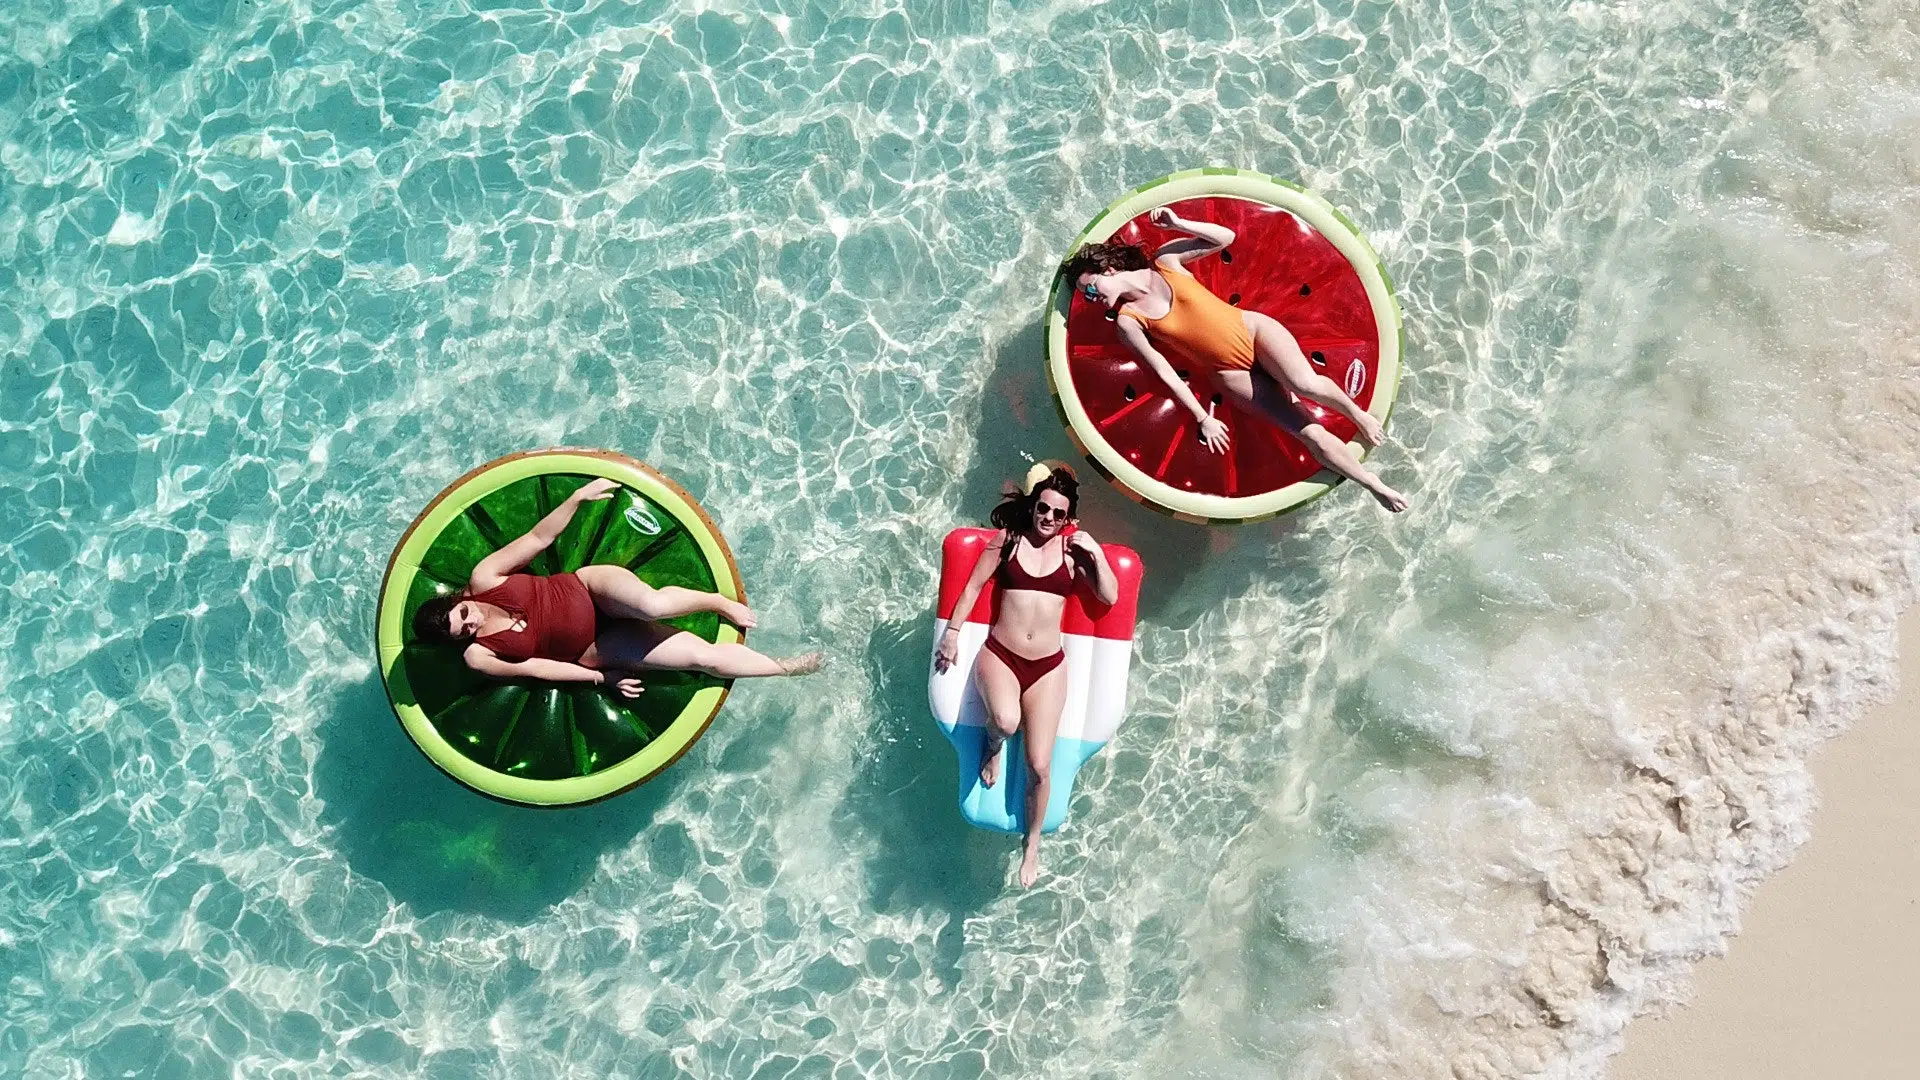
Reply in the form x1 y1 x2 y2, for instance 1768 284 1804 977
1065 207 1409 512
414 479 820 696
934 464 1119 888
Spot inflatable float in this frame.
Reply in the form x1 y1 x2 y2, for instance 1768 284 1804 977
1047 167 1403 523
927 527 1144 833
376 449 745 807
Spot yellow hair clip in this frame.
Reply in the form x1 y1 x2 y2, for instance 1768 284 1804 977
1021 460 1077 495
1021 462 1053 496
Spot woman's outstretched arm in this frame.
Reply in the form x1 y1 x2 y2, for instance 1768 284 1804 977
1117 316 1230 453
463 646 647 698
1148 207 1235 267
935 532 1004 674
469 478 619 591
464 647 599 683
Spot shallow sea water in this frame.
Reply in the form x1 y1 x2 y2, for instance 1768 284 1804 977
3 1 1918 1077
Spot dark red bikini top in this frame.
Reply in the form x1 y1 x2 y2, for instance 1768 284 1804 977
996 537 1074 597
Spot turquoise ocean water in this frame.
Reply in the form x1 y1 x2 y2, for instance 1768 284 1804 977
3 1 1918 1077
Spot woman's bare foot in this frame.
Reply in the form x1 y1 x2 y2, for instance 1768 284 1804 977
980 735 1005 788
1019 848 1041 889
720 600 758 629
1354 413 1387 449
776 651 823 675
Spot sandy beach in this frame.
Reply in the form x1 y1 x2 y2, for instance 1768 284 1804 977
1609 611 1920 1079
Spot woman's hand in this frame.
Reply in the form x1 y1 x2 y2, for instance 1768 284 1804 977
1067 530 1102 562
1148 207 1180 229
574 478 620 503
934 627 960 674
1198 415 1231 453
611 675 645 699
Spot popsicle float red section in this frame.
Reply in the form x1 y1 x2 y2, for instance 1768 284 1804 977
927 527 1144 834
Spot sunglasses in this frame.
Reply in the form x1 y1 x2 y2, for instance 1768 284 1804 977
1080 281 1100 302
1035 503 1069 521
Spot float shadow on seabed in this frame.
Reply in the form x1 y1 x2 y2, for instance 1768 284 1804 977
313 674 682 923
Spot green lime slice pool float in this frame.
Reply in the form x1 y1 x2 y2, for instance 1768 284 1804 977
376 449 745 806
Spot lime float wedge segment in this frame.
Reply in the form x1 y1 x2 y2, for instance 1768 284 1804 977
1047 167 1403 523
376 449 744 806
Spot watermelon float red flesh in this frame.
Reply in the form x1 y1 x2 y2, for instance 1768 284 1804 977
1063 196 1381 499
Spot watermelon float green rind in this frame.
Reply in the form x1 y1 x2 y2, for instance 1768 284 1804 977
376 449 744 806
1047 167 1403 524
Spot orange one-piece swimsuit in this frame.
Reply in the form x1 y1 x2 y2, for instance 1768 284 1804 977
1120 268 1257 373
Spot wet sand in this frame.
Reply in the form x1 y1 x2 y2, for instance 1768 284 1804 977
1609 611 1920 1079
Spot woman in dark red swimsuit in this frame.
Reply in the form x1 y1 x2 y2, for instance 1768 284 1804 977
934 464 1119 887
413 479 820 695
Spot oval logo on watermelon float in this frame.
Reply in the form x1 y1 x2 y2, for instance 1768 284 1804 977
624 495 663 536
1345 358 1367 398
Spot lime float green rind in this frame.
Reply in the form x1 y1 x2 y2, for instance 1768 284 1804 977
377 449 744 807
1046 167 1404 523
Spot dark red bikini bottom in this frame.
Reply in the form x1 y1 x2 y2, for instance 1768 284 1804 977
983 636 1066 692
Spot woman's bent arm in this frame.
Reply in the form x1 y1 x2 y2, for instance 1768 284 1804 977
1085 547 1121 607
1150 208 1234 265
469 478 618 590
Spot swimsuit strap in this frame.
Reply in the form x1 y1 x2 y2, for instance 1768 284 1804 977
1120 268 1176 326
997 534 1073 595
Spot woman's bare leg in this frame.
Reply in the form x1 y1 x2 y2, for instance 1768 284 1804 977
1017 662 1069 889
1217 371 1409 512
576 564 756 628
1243 311 1387 448
974 646 1024 789
590 621 818 678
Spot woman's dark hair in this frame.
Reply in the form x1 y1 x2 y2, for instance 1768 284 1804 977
991 466 1080 534
1062 240 1151 282
412 594 462 646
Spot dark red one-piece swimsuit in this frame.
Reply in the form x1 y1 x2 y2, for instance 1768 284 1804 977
984 544 1073 691
470 573 601 662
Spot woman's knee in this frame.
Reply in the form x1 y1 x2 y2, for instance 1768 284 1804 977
988 710 1021 739
1308 373 1351 402
579 564 643 597
577 564 621 585
680 641 729 676
1026 760 1051 788
1302 423 1351 454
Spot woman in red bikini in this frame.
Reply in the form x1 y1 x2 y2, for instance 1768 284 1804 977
413 478 820 695
1065 207 1409 512
934 464 1119 888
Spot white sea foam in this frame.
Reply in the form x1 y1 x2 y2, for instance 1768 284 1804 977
1154 7 1920 1076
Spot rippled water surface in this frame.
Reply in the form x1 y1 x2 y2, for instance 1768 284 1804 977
4 1 1919 1077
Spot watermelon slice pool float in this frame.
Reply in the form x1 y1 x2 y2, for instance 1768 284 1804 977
1047 168 1403 523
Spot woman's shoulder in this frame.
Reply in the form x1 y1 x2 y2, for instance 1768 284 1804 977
468 570 528 595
